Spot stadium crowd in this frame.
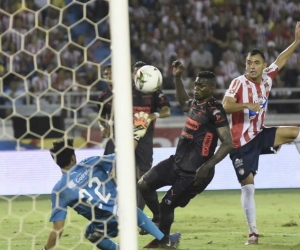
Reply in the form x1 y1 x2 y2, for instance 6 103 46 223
1 0 300 118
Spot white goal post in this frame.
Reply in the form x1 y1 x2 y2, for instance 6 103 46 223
110 0 138 249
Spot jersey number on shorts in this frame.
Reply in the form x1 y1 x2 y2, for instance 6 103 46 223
79 177 112 205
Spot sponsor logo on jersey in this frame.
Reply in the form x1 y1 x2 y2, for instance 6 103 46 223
181 131 193 139
202 132 213 156
185 117 199 130
75 168 90 183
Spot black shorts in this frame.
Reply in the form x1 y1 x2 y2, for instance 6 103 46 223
230 127 279 182
142 155 215 208
104 139 115 155
135 135 153 173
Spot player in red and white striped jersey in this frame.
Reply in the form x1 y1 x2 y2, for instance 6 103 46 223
223 22 300 245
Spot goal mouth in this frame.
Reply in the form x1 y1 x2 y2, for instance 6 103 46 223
0 0 138 249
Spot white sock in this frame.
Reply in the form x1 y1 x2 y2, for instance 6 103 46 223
294 128 300 154
241 184 258 235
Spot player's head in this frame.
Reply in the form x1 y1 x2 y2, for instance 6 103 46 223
245 49 267 81
132 61 146 80
194 71 217 101
103 64 112 88
50 138 76 169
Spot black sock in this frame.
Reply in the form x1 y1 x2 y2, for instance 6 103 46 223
159 201 174 235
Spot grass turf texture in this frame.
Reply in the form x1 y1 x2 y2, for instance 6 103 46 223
0 189 299 250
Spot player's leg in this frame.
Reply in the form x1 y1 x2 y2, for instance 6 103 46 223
85 216 119 250
230 137 262 245
136 168 147 211
137 207 181 249
159 171 200 236
135 136 153 210
138 155 177 224
273 126 300 153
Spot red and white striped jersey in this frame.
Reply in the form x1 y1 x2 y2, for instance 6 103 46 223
224 63 279 148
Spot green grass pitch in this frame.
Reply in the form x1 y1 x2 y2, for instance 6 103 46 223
0 189 299 250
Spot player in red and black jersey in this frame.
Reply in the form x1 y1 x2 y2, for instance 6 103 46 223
97 64 115 155
139 61 233 248
97 62 171 212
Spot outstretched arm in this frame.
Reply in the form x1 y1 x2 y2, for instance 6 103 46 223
148 106 171 121
274 22 300 70
172 60 190 112
43 220 65 250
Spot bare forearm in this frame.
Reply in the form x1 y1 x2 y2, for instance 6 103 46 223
223 102 249 114
276 41 300 69
204 141 233 168
157 106 170 118
174 76 190 108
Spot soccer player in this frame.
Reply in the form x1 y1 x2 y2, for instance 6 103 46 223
222 22 300 245
138 61 233 248
97 64 114 155
97 61 171 213
131 61 171 214
41 113 181 250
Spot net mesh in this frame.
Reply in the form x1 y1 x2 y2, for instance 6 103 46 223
0 0 115 249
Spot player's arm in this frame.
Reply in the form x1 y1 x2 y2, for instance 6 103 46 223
194 125 233 185
43 220 65 250
273 22 300 70
222 96 261 114
172 60 190 112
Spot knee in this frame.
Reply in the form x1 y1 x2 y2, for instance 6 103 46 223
137 177 150 194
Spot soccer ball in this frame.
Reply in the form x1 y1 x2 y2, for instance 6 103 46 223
134 65 163 93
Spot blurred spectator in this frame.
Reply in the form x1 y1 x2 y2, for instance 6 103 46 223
190 42 213 71
4 78 26 117
1 0 300 116
264 41 279 65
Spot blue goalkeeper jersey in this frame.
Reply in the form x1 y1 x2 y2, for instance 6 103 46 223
50 154 117 222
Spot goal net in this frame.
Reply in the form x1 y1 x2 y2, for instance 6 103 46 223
0 0 137 249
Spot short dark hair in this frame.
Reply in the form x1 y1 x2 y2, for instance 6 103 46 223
133 61 146 69
197 71 217 87
50 138 75 168
247 49 265 61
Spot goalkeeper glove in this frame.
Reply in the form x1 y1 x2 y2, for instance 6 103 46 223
133 112 151 141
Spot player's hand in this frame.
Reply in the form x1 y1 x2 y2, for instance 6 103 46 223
133 112 151 141
101 127 111 138
172 60 183 77
246 103 261 113
194 164 213 186
294 22 300 43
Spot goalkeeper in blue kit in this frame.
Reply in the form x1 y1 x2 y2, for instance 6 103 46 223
41 112 181 250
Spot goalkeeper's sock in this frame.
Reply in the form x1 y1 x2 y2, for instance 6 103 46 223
294 128 300 154
137 208 164 240
241 184 258 234
96 238 118 250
